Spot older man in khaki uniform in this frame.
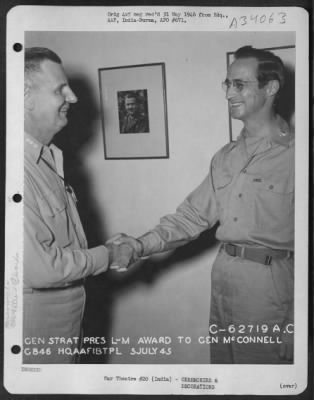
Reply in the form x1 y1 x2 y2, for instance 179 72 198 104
24 47 130 363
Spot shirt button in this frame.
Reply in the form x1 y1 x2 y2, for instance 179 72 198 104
238 193 242 198
269 185 274 190
233 217 238 222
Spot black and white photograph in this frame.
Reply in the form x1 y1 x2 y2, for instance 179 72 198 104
118 89 150 134
99 62 168 159
3 5 310 396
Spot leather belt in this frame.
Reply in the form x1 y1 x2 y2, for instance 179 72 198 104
24 279 85 294
221 243 293 266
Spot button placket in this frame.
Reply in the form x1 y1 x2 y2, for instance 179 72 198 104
228 169 247 225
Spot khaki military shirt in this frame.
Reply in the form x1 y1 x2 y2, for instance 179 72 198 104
24 134 109 289
140 116 294 254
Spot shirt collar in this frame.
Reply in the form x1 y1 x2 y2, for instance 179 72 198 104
236 115 292 148
25 133 45 163
25 133 63 164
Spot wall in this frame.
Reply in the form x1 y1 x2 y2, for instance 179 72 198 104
25 30 295 363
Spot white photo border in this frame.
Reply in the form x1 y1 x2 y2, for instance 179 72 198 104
4 5 309 396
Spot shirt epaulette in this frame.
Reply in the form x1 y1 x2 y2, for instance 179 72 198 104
235 115 292 148
271 116 292 148
25 133 45 164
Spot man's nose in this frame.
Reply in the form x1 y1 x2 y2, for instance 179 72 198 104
65 87 78 103
225 83 237 100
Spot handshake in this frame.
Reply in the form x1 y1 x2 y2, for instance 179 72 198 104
106 234 146 272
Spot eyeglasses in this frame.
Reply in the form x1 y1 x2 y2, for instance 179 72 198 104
222 79 258 93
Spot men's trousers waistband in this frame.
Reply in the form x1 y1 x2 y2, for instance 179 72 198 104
24 279 85 294
221 243 293 266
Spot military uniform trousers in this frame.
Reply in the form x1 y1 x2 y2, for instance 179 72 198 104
209 247 294 364
23 285 85 363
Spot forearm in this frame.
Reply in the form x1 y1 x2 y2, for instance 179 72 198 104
24 235 109 288
138 176 218 257
109 172 218 265
138 217 206 257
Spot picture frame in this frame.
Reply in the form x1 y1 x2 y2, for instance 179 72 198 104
98 62 169 159
226 45 296 141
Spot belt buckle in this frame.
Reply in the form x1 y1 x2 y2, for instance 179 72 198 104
227 243 237 257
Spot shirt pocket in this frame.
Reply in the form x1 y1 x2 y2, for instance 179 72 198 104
253 175 294 194
38 187 72 247
252 174 294 234
214 172 233 191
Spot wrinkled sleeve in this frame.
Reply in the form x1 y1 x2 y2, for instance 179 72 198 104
139 164 218 256
24 177 109 289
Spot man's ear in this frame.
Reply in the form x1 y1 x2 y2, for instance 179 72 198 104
24 80 34 110
266 80 280 98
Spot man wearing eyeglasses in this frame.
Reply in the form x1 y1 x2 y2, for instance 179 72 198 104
112 46 294 364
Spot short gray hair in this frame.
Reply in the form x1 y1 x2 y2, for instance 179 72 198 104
25 47 62 82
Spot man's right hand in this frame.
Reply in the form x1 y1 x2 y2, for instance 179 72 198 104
105 234 144 272
107 233 143 254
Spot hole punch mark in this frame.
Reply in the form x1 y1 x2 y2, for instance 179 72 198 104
11 345 21 354
13 43 23 52
13 193 22 203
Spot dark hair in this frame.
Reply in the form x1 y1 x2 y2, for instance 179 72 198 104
234 45 285 90
25 47 62 77
124 92 138 102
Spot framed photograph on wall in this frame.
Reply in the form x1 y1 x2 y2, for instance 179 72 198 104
227 45 296 141
98 62 169 159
